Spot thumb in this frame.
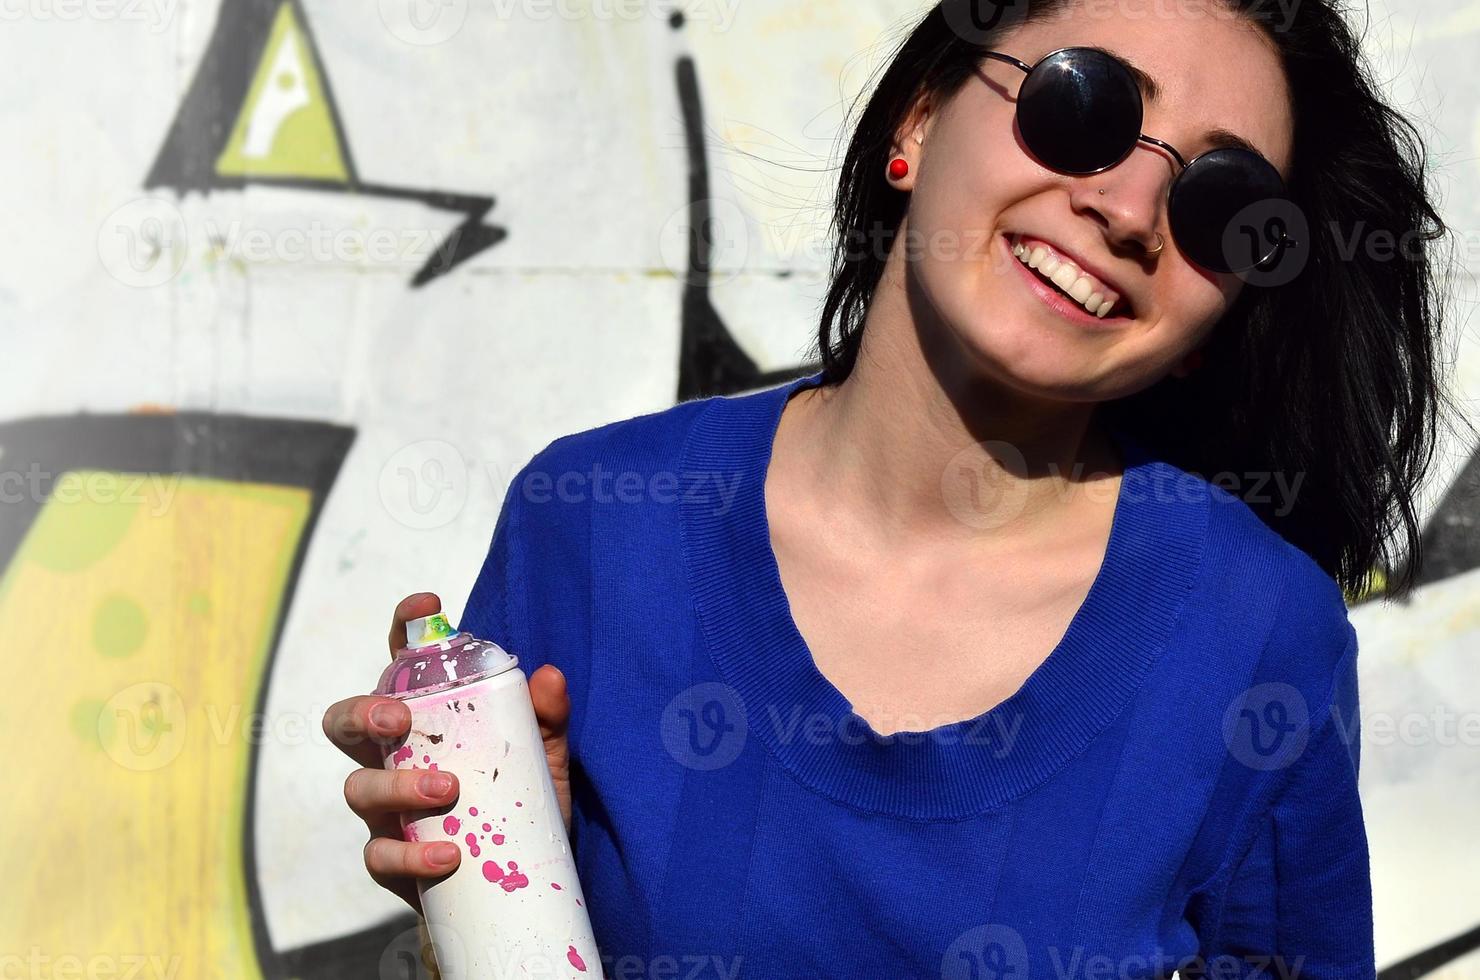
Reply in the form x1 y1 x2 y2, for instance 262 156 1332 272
528 664 570 749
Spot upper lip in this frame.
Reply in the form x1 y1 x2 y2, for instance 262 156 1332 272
1009 232 1136 314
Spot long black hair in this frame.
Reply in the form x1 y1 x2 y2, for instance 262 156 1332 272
812 0 1470 601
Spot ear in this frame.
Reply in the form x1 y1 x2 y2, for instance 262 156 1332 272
887 97 933 190
901 97 932 147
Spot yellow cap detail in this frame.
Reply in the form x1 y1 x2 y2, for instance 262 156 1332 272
407 613 457 647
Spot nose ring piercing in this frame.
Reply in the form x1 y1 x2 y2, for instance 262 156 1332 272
1100 188 1165 255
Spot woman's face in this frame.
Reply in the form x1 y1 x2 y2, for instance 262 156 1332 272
896 0 1294 401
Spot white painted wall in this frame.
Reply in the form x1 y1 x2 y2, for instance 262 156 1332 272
0 0 1476 971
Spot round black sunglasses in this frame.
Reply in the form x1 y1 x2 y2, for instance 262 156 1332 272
979 46 1298 275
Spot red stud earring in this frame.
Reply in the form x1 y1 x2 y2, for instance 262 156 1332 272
888 158 909 181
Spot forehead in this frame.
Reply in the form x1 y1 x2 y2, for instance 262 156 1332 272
1004 4 1294 176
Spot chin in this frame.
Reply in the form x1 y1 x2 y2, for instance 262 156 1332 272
945 330 1109 404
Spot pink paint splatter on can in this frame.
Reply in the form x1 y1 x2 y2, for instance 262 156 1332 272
466 832 481 858
469 806 478 816
491 834 505 845
443 816 460 836
482 822 492 832
478 859 530 892
515 801 523 807
567 945 587 971
551 882 562 890
422 754 431 763
391 745 414 766
500 860 529 892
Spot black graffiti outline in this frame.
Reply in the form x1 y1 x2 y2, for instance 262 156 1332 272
667 9 817 399
144 0 504 287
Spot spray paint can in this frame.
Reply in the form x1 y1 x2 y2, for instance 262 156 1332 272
374 613 599 978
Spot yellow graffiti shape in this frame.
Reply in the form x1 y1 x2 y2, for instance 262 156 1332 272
0 471 311 978
216 1 349 183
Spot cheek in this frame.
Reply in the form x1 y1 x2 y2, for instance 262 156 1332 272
911 107 1027 238
1156 266 1237 338
905 145 1031 316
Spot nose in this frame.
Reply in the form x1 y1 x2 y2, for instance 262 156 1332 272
1069 145 1174 259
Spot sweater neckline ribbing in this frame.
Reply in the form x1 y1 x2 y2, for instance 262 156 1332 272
678 372 1207 819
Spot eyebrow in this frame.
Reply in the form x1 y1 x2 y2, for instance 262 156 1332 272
1086 46 1163 102
1083 45 1267 158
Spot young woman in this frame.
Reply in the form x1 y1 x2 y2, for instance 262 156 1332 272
325 0 1463 975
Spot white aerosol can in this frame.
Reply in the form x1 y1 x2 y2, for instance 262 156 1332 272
374 613 599 978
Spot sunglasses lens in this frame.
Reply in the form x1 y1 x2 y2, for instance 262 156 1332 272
1169 148 1290 273
1017 48 1143 174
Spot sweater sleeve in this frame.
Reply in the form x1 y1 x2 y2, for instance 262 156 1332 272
1195 626 1375 979
456 449 592 757
459 461 528 655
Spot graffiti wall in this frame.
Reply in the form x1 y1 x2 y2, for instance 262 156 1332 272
0 0 1476 976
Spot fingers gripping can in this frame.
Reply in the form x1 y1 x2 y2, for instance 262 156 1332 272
374 613 600 978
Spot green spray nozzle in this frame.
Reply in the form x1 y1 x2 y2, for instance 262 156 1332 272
405 613 458 648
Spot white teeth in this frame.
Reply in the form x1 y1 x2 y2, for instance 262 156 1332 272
1050 263 1081 294
1012 241 1122 319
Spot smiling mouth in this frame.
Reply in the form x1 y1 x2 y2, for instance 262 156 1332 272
1007 236 1134 320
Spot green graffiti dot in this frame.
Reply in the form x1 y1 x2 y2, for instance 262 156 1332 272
187 591 211 617
93 594 148 659
71 699 115 750
26 472 139 573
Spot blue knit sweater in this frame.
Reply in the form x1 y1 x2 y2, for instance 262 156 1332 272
460 371 1375 980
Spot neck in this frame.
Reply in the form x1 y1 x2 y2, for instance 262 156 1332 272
781 238 1125 548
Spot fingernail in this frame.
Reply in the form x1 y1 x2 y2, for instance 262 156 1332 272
429 843 458 865
370 704 400 733
422 773 454 798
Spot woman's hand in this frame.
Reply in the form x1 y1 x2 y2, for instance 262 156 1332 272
322 592 573 913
